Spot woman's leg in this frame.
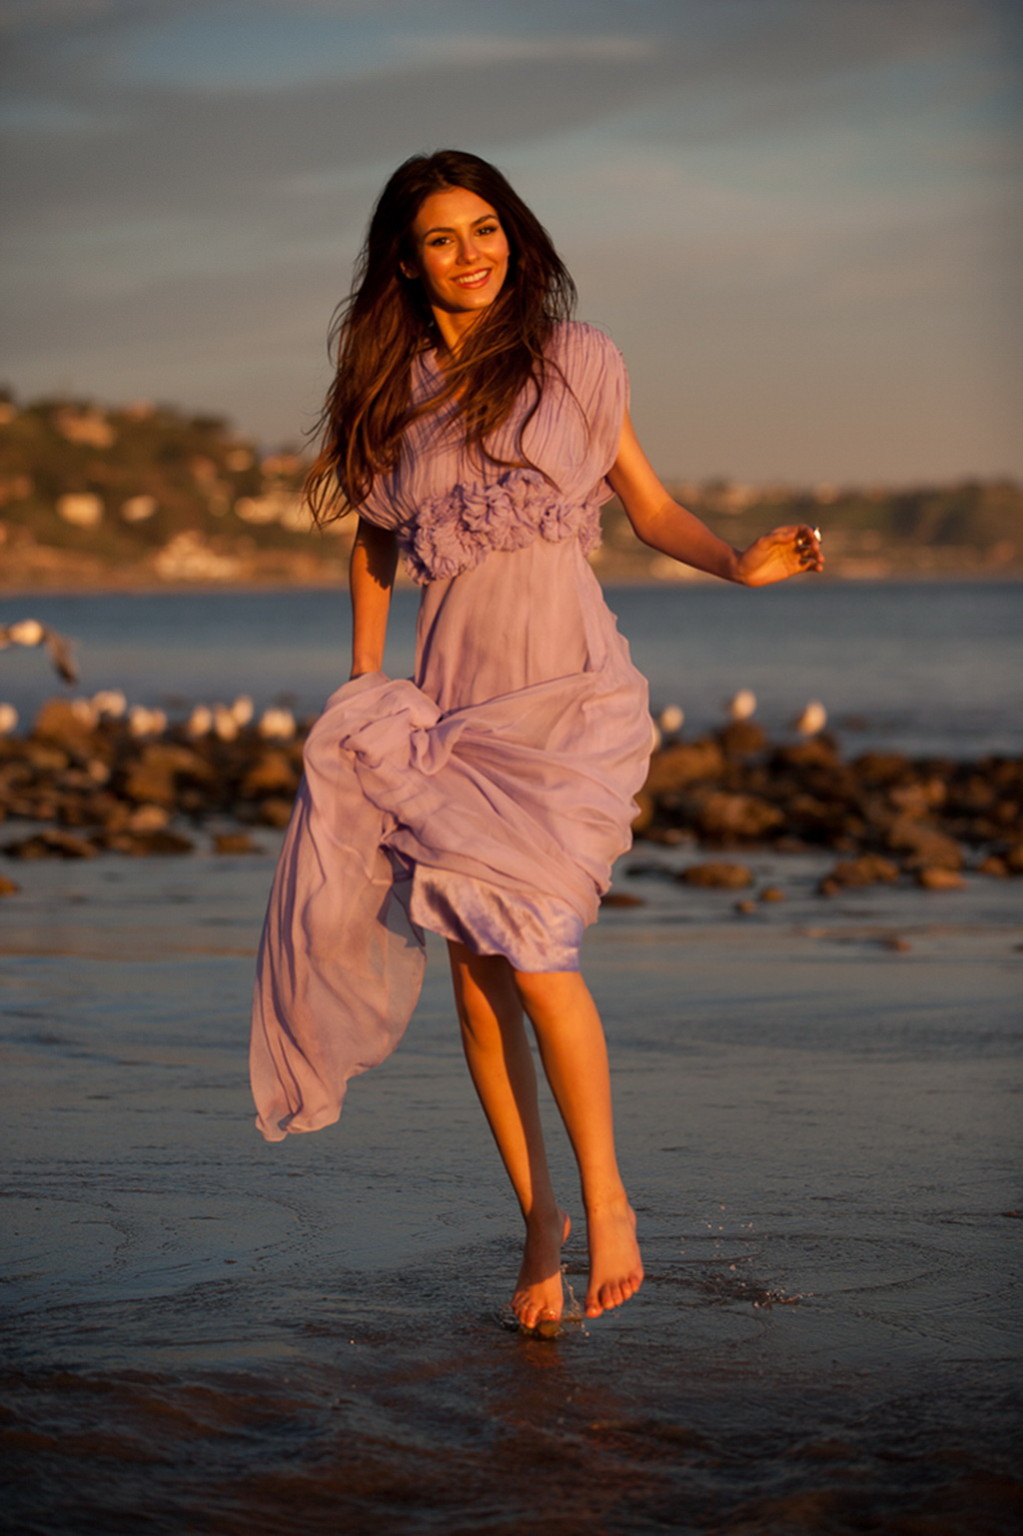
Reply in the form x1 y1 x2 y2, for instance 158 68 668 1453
512 968 644 1320
447 940 570 1329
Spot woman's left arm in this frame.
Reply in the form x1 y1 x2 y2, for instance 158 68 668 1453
607 412 823 586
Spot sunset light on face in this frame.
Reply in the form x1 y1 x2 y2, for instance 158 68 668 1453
409 188 511 347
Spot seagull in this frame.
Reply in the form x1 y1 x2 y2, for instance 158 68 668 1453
727 688 757 722
793 700 828 736
258 706 296 741
185 704 214 739
0 618 79 685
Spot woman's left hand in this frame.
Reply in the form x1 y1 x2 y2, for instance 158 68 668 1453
735 524 824 587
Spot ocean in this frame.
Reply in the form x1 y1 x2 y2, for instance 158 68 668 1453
2 578 1022 756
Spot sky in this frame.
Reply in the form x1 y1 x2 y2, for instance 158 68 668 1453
1 0 1020 484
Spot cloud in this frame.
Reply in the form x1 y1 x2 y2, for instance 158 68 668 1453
389 31 655 67
3 0 1011 248
0 48 690 234
1 0 1018 474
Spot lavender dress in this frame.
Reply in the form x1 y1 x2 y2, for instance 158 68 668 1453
251 323 653 1141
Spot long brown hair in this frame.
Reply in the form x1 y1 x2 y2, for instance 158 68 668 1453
306 150 577 521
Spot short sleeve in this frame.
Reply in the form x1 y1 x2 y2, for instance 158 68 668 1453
353 479 403 532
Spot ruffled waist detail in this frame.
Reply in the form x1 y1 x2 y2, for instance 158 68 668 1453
403 469 601 584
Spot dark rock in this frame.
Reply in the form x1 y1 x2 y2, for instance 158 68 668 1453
98 829 195 856
977 854 1009 878
818 854 900 892
915 866 966 891
733 898 757 916
121 742 212 805
695 791 784 842
600 890 645 907
3 829 97 860
644 826 692 846
854 751 913 788
213 831 260 855
885 814 963 871
1004 841 1023 875
32 698 97 755
0 874 21 895
126 804 170 832
644 738 725 794
121 760 176 805
949 774 997 814
22 742 71 773
718 720 767 757
759 885 786 902
888 778 947 816
678 861 754 889
771 737 841 771
254 797 294 829
240 749 299 800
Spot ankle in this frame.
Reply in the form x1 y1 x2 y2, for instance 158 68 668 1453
582 1183 632 1218
523 1200 566 1231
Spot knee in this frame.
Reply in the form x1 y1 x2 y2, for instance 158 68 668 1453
512 968 575 1015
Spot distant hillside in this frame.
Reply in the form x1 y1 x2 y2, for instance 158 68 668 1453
597 476 1023 582
1 388 1019 588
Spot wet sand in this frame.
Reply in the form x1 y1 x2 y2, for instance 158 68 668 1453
2 844 1021 1534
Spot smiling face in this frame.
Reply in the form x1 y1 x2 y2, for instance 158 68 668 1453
406 185 511 348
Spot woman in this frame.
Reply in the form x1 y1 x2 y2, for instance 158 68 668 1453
250 150 823 1332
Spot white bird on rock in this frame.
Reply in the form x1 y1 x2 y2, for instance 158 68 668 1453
727 688 757 722
213 705 239 742
185 704 214 739
258 707 296 741
128 705 166 738
91 689 127 719
793 700 828 736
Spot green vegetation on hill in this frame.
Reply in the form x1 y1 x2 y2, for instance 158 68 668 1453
598 478 1023 580
0 387 1019 588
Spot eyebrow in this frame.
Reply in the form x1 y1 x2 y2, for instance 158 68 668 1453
420 214 499 237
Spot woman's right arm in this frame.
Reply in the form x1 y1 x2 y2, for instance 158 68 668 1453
348 517 398 678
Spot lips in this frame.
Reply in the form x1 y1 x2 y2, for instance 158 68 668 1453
453 270 492 288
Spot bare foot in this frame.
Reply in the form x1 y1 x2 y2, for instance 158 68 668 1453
584 1197 643 1318
512 1208 571 1331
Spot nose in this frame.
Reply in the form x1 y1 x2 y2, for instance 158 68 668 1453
456 232 479 264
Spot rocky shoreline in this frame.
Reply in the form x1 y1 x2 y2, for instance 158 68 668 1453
628 717 1021 899
1 697 1020 902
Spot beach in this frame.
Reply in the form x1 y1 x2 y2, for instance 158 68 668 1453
2 834 1020 1534
2 580 1022 1533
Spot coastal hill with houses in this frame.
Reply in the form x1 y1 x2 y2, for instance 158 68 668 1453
1 388 1019 590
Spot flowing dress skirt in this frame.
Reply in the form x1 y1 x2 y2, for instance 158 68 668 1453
250 538 652 1141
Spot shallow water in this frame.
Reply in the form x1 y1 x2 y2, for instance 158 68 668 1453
2 848 1021 1534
